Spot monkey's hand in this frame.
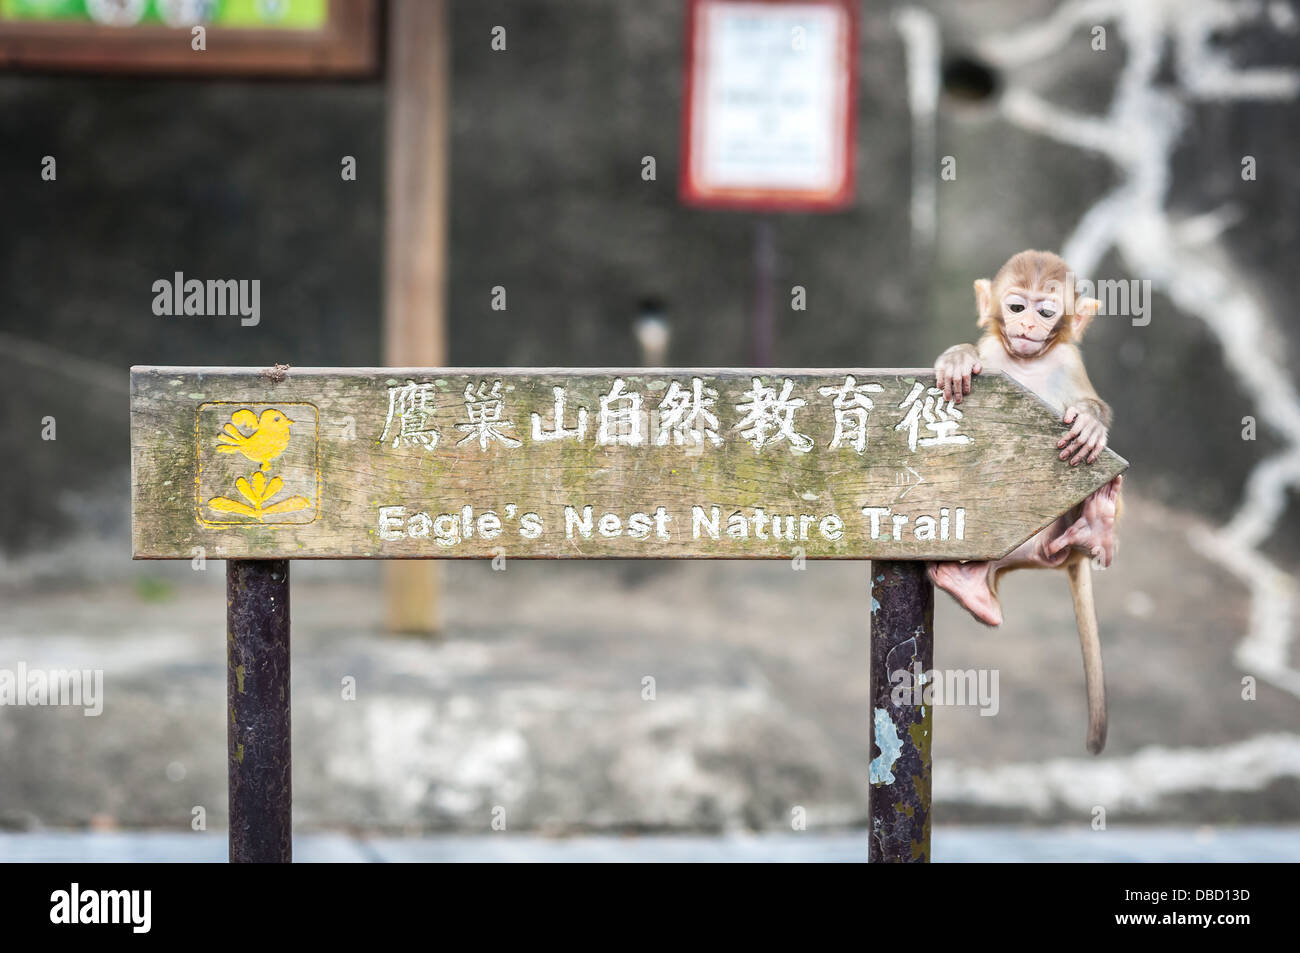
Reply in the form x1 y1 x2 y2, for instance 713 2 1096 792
934 344 982 405
1059 406 1108 465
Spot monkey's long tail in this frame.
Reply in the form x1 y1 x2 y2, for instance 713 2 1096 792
1067 557 1107 755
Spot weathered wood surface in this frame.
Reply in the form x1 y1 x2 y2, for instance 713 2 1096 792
130 366 1127 560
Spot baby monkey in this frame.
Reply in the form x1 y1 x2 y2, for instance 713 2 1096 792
929 249 1122 754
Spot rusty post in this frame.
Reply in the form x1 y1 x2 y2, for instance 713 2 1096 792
868 560 934 862
227 559 292 863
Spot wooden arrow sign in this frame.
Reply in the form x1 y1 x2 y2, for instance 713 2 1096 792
130 367 1127 560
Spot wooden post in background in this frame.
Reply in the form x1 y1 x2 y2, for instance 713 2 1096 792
383 0 450 634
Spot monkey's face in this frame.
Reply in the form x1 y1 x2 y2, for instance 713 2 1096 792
999 286 1064 357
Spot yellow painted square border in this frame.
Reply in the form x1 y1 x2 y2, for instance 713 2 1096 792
195 401 321 527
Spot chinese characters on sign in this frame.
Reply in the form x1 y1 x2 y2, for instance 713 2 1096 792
381 380 440 450
378 375 971 457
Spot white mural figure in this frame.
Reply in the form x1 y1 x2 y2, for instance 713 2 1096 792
531 386 588 442
819 374 885 454
597 377 644 446
455 379 522 450
881 0 1300 805
894 381 972 452
656 377 724 448
380 379 440 450
734 376 814 453
961 0 1300 698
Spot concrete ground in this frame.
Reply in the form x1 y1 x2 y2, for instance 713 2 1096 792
1 493 1299 834
1 827 1296 863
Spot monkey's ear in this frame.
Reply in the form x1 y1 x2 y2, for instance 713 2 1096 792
1073 297 1101 337
973 279 994 328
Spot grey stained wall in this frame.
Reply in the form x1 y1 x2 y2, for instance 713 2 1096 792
2 0 1299 564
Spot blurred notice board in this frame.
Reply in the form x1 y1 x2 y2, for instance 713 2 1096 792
680 0 857 211
0 0 378 76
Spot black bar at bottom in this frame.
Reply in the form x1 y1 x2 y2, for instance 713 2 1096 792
868 560 934 863
226 559 292 863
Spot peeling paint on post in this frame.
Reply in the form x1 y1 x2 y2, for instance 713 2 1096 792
869 560 933 863
227 559 292 863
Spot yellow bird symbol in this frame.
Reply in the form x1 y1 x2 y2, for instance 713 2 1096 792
216 408 295 471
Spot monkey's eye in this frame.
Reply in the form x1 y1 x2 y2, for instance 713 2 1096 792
1007 303 1025 313
1038 307 1056 319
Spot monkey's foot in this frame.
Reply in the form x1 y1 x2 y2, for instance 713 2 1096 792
1082 475 1122 567
1044 475 1122 567
927 561 1003 627
1043 517 1092 566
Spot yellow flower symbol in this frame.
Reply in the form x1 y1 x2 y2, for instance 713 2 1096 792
206 408 312 521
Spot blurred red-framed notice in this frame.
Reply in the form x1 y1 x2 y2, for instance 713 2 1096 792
680 0 857 211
